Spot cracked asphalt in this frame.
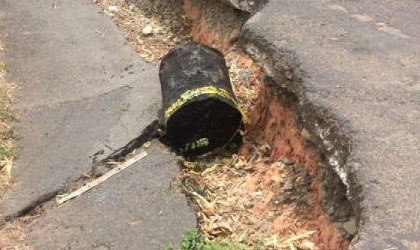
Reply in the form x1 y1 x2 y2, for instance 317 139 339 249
1 0 420 249
242 0 420 249
0 0 195 248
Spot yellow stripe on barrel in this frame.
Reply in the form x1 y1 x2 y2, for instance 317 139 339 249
164 86 248 124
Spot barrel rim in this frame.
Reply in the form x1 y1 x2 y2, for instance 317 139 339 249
165 96 243 155
159 42 226 73
164 85 240 123
165 93 241 126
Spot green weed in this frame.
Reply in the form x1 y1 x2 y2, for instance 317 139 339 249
165 230 248 250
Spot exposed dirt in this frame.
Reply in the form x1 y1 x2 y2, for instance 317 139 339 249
181 0 353 249
183 0 248 52
181 61 350 249
0 218 32 250
97 0 354 249
246 84 351 248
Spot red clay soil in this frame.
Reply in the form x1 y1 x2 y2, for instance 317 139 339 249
183 0 243 53
182 0 349 248
246 85 349 249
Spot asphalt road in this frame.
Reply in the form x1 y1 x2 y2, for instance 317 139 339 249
1 0 419 249
241 0 420 249
0 0 195 248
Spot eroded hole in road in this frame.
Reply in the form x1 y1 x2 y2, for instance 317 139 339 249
97 0 357 249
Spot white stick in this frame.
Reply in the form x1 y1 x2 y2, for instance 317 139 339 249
56 151 148 205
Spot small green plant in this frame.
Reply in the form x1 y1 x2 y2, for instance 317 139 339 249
180 138 210 153
0 141 16 162
165 230 248 250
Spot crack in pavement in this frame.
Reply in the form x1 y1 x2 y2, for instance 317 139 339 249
14 85 134 112
0 119 163 227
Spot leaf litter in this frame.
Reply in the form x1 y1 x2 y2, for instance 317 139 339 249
95 1 319 249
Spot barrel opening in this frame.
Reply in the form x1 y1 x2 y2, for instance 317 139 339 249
165 97 242 156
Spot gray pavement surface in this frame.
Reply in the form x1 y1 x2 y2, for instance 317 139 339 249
26 142 196 250
0 0 195 248
2 0 420 248
242 0 420 249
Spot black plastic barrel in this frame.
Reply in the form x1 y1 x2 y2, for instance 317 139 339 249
159 43 243 156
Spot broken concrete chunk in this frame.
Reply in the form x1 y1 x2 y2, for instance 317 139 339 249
108 5 118 12
342 217 358 237
220 0 267 13
142 25 154 35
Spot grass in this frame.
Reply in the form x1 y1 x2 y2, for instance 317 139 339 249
165 230 248 250
0 35 17 198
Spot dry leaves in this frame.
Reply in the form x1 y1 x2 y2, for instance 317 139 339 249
96 0 191 64
225 49 263 115
183 144 318 249
0 219 32 250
